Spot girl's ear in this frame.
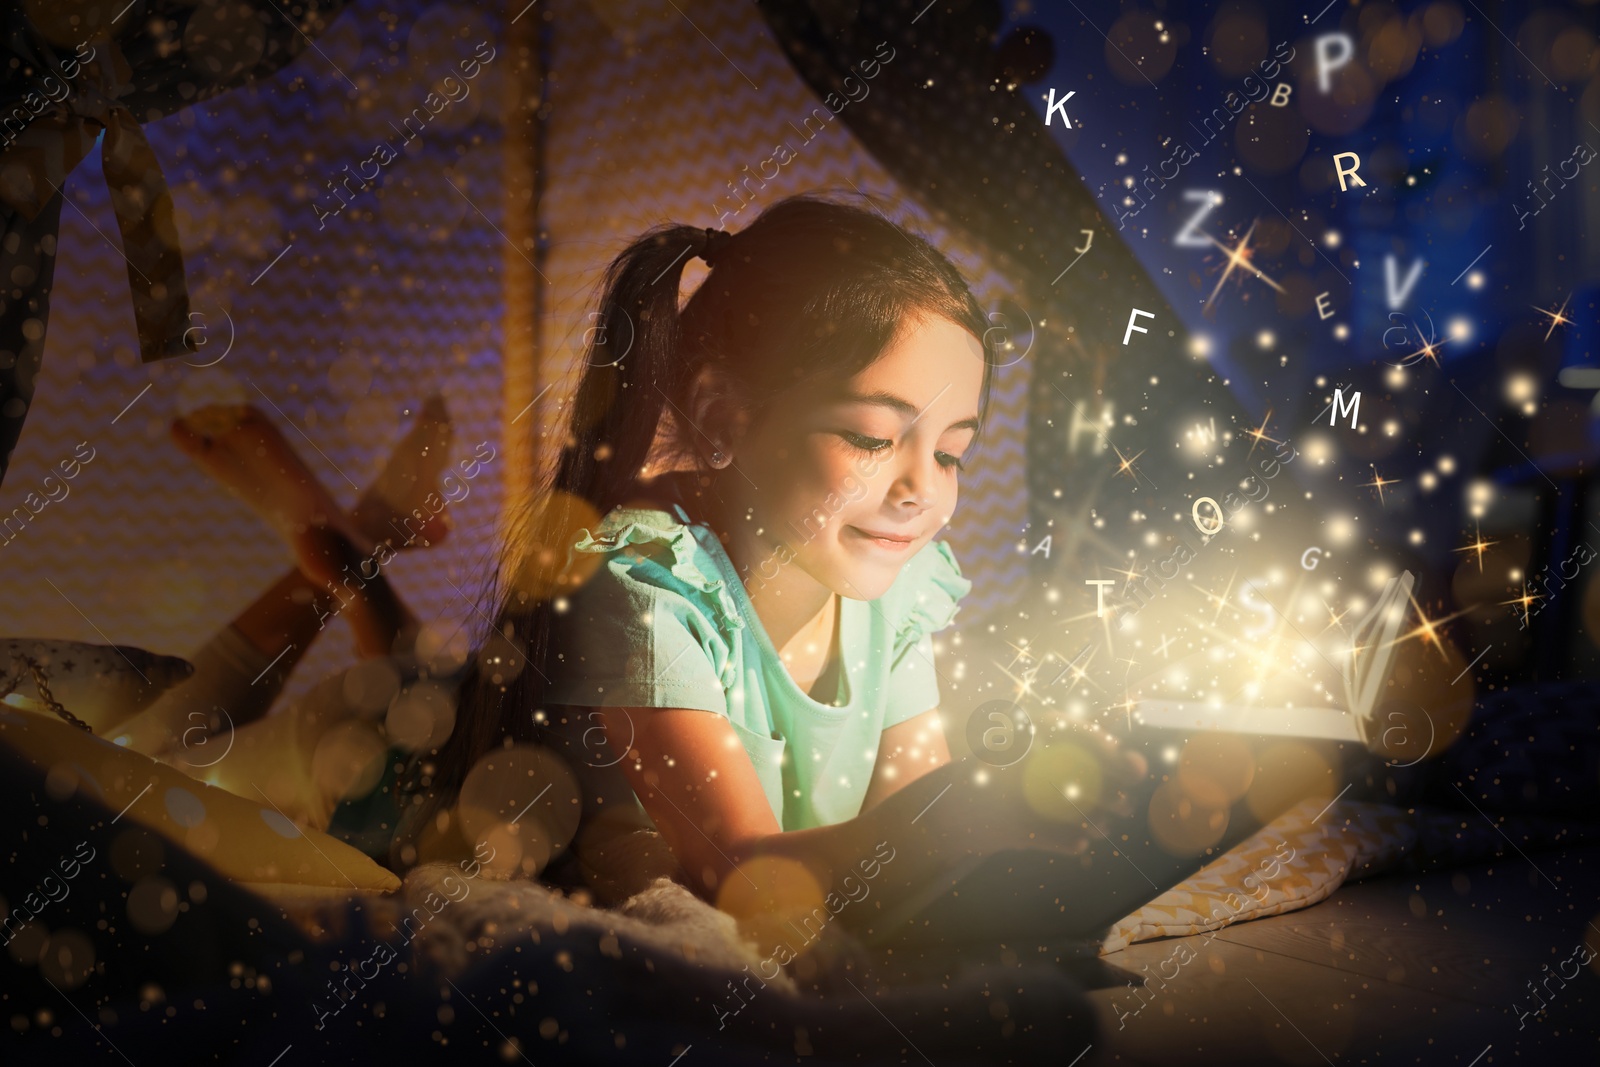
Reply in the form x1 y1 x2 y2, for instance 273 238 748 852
686 363 751 460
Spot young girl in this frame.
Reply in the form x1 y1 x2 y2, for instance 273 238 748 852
401 195 1144 919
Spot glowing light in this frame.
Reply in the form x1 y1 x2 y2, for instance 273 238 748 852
1204 221 1286 310
1420 471 1437 490
1333 323 1350 340
1447 317 1472 342
1200 571 1239 625
1384 594 1472 661
1453 524 1498 572
1438 455 1456 474
1465 483 1491 518
1467 271 1485 290
1189 334 1212 358
1112 443 1147 482
1243 407 1279 458
1501 585 1541 628
1506 373 1538 403
1400 328 1447 368
1324 230 1341 248
1534 294 1573 342
1362 467 1400 506
1257 330 1276 349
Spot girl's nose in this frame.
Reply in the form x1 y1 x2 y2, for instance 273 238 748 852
893 459 936 511
897 489 931 510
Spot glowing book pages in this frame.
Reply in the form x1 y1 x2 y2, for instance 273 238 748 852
1131 571 1416 743
1343 570 1416 747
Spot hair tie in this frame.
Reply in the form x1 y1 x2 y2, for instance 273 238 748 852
696 227 733 268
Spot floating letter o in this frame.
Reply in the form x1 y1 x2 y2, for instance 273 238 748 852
1192 497 1224 535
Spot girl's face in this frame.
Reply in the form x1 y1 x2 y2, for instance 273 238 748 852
737 315 985 601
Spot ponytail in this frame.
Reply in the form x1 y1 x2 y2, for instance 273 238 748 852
555 224 714 512
392 224 709 869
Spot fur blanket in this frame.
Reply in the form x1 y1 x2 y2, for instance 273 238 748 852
385 861 1100 1065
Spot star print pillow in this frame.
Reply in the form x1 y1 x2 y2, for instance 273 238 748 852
1 637 195 735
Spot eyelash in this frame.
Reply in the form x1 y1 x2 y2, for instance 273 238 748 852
838 431 966 472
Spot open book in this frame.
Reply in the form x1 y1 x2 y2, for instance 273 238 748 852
1131 571 1416 742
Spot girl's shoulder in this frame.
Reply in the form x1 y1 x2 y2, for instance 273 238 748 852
879 538 975 650
567 498 744 636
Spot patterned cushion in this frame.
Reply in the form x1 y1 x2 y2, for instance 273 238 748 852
1101 791 1599 954
1100 797 1417 954
0 637 194 734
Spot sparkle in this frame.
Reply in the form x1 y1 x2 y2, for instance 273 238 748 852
1390 311 1447 368
1198 570 1239 626
1110 691 1139 730
1112 443 1147 481
1362 467 1400 506
1533 294 1573 342
1046 645 1101 693
1002 639 1035 672
1389 595 1473 661
1244 407 1279 458
991 653 1043 701
1501 584 1542 628
1452 522 1498 573
1401 331 1447 368
1204 220 1286 310
1153 633 1174 659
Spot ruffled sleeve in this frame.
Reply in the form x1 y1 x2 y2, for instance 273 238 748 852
569 512 748 640
882 539 973 727
543 509 742 712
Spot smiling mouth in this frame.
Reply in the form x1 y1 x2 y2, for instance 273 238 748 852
846 526 918 551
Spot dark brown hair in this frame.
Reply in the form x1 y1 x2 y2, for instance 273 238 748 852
392 194 995 870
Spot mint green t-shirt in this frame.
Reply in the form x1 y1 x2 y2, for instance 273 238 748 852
542 501 972 832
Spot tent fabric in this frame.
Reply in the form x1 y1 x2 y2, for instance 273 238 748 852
0 0 354 483
0 0 507 714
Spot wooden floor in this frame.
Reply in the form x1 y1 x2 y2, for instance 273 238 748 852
1083 843 1600 1065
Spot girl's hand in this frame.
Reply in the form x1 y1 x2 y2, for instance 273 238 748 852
920 731 1148 862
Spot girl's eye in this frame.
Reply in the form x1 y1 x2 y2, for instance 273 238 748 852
839 431 893 452
840 431 966 471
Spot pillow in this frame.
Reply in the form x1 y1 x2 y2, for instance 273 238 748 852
1098 796 1416 954
0 707 399 892
1 637 195 734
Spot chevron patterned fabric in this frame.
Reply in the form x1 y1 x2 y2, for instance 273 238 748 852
3 1 506 704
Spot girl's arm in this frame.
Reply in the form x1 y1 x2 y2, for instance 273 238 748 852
857 708 951 812
595 706 1144 933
